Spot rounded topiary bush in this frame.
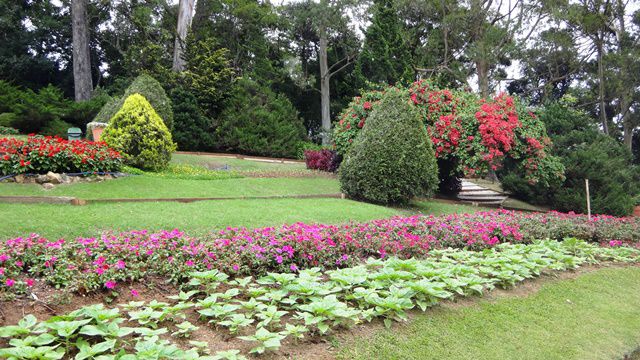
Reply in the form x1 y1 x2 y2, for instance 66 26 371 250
102 94 176 171
93 74 174 130
339 89 439 204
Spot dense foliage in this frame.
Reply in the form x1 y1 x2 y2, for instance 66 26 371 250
334 81 564 188
339 89 438 204
215 79 306 158
169 86 214 151
0 240 637 358
0 81 108 135
0 135 122 175
502 102 640 216
94 74 174 130
101 94 176 171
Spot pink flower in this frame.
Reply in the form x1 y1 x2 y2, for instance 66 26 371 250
232 264 239 271
0 268 4 276
185 260 194 267
115 260 126 269
290 264 298 272
95 267 105 275
104 281 116 289
5 279 15 287
275 255 283 264
130 289 139 297
25 278 35 287
15 261 23 267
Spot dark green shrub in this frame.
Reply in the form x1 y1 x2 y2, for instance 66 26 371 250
339 89 439 204
93 74 174 129
502 101 640 216
0 113 16 128
215 78 306 158
170 86 214 151
64 90 111 129
10 85 69 134
41 119 74 138
102 94 176 171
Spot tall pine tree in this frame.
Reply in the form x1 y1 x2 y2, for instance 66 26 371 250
356 0 413 87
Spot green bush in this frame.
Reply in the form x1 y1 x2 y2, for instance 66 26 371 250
10 85 69 134
93 74 174 129
41 119 73 138
215 78 306 158
339 89 439 204
0 113 16 128
502 101 640 216
170 85 214 151
0 125 18 135
102 94 176 171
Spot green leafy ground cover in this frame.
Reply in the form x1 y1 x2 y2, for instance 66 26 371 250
1 240 637 359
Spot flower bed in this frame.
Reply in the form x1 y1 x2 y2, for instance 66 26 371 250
1 240 638 359
0 135 122 175
0 210 638 294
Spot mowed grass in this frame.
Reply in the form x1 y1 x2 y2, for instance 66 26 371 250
339 266 640 360
0 198 402 239
172 153 307 172
0 176 339 199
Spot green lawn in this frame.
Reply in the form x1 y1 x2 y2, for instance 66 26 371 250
172 153 307 172
0 176 339 199
0 198 402 239
339 266 640 360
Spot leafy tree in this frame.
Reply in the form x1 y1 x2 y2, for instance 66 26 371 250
355 0 414 86
215 78 306 158
170 85 214 151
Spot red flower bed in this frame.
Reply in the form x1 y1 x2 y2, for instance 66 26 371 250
0 210 638 294
0 135 122 175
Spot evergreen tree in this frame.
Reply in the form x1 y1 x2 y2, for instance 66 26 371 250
356 0 414 86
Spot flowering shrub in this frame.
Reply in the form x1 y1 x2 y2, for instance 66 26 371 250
304 149 339 172
0 135 122 175
0 210 638 294
334 80 565 186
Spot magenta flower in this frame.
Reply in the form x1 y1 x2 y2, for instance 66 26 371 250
115 260 126 269
25 278 35 287
104 281 116 289
130 289 139 297
232 264 239 271
5 279 15 287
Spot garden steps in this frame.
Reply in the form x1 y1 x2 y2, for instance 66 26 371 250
457 179 509 205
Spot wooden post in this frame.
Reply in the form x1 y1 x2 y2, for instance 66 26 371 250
585 179 591 220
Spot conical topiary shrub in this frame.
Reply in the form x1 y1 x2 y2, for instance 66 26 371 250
102 94 176 171
339 88 438 204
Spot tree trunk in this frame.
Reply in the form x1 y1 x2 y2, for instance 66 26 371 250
596 38 609 135
615 0 633 150
319 26 331 145
173 0 196 72
71 0 92 101
476 59 490 99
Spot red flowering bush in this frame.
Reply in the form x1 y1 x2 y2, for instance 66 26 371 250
0 210 637 294
334 80 564 186
0 135 123 175
304 149 340 172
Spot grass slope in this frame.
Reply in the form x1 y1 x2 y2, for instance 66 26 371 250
0 176 339 199
172 153 306 172
340 266 640 360
0 198 401 239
